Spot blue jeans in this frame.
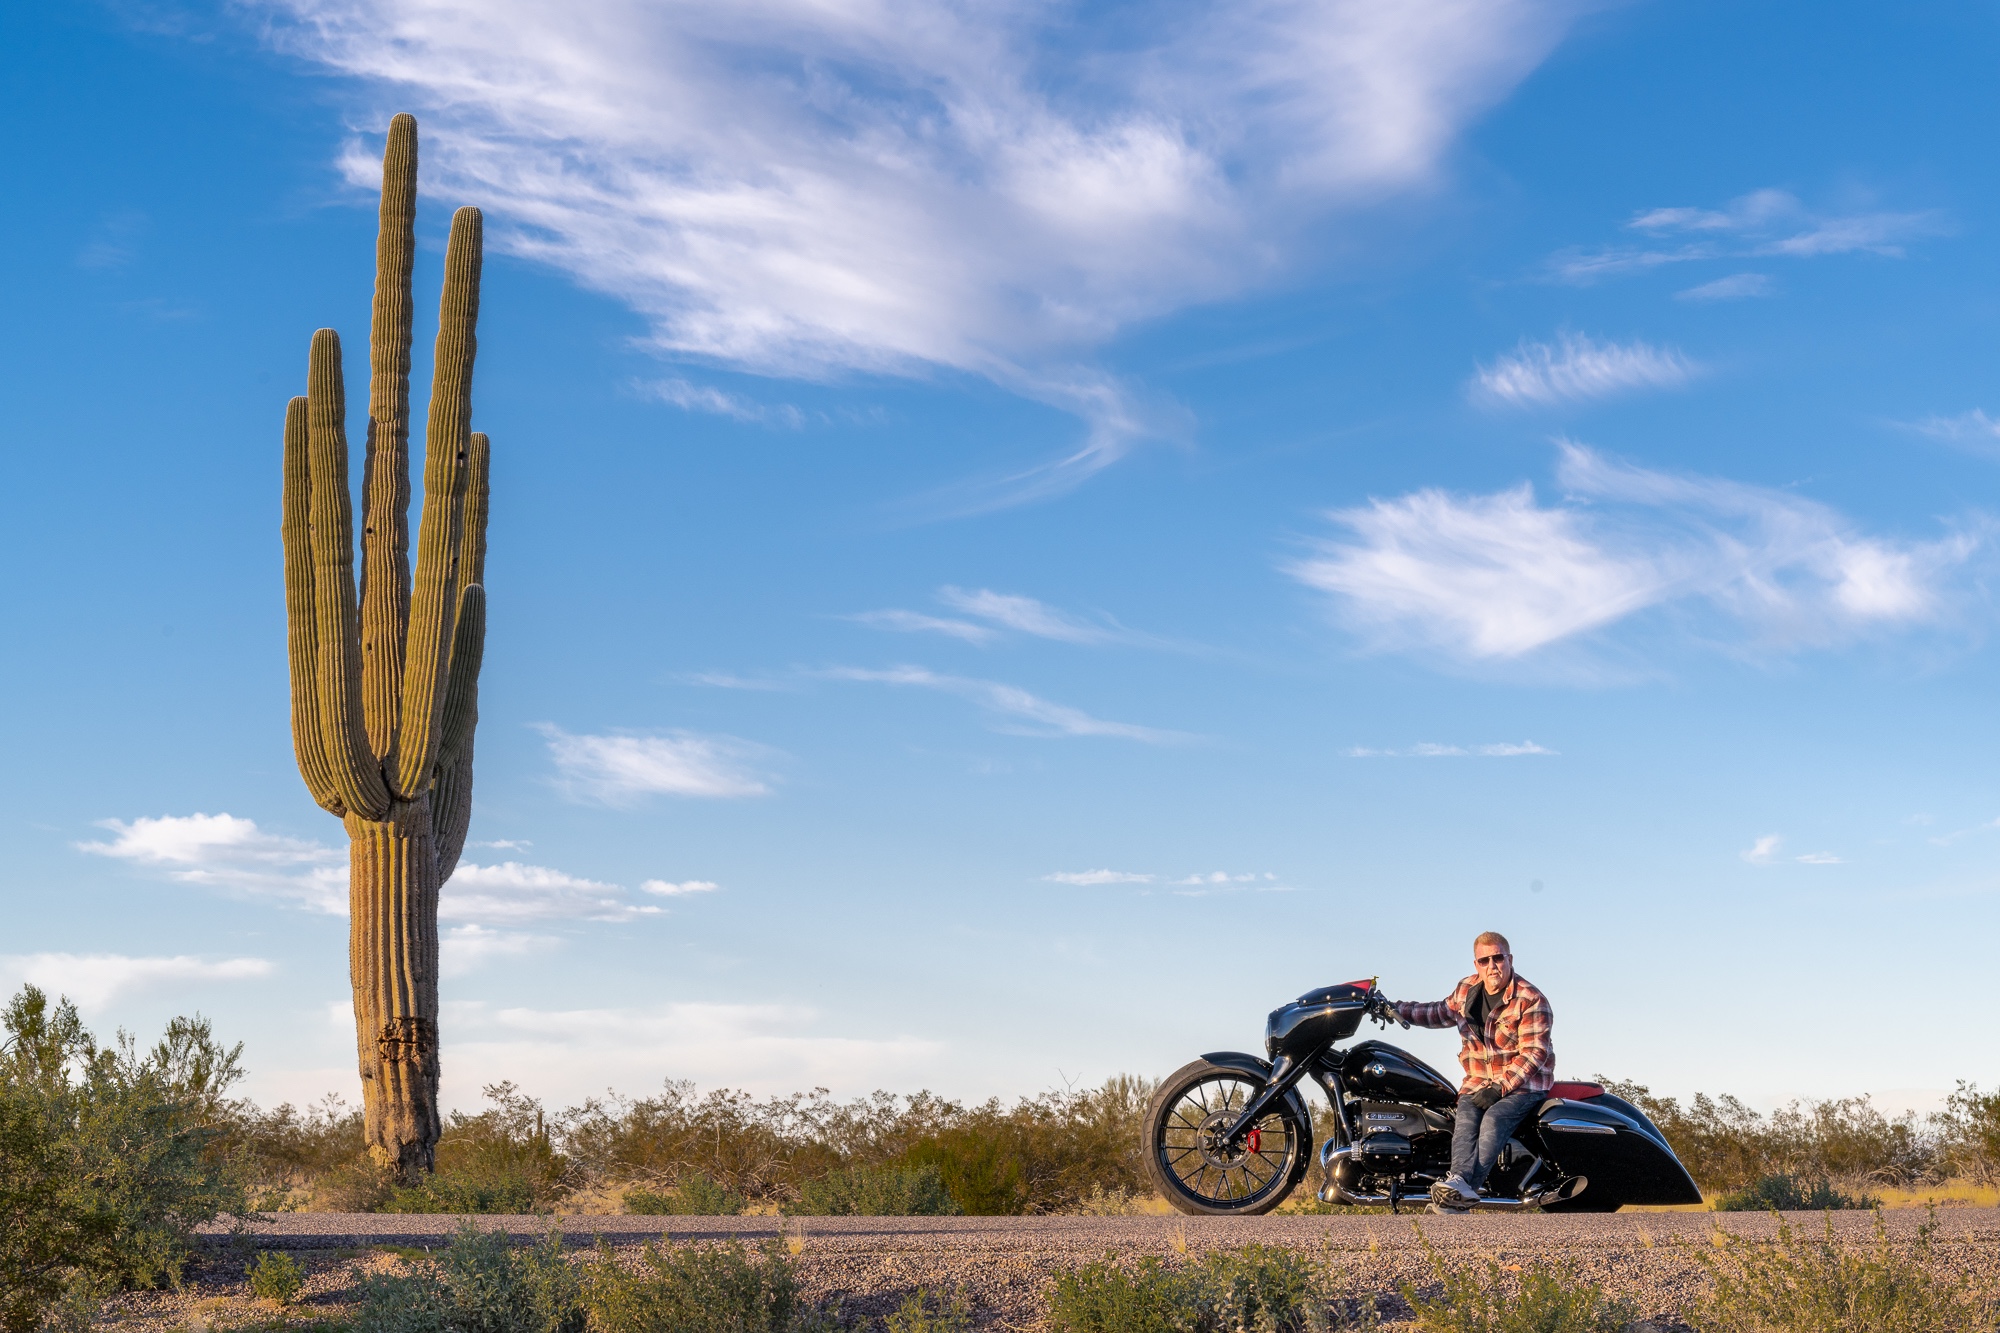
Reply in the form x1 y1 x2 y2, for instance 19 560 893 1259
1450 1088 1543 1191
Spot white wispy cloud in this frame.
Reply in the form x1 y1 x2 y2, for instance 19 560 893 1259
1289 442 1981 662
846 610 999 646
1676 273 1773 302
1169 872 1289 897
1043 869 1154 886
261 0 1582 494
1902 410 2000 459
1346 742 1556 757
823 665 1185 742
644 378 806 427
1550 188 1944 283
436 999 944 1104
444 862 663 924
935 588 1116 643
641 879 720 897
82 811 678 929
1741 834 1783 864
852 586 1175 649
1472 334 1697 408
1741 836 1842 866
538 724 773 803
440 924 557 979
0 954 273 1009
78 813 347 913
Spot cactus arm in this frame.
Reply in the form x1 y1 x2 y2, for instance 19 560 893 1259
282 396 347 816
359 113 419 762
391 206 482 798
436 583 485 774
306 329 393 819
432 732 476 884
459 430 489 589
431 587 482 882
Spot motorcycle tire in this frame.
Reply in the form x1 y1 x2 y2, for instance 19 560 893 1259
1144 1058 1311 1216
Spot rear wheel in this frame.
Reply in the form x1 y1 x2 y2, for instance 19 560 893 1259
1144 1059 1310 1216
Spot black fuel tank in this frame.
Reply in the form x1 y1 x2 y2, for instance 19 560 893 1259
1340 1041 1460 1110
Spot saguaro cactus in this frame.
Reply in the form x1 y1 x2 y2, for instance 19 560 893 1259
281 114 489 1178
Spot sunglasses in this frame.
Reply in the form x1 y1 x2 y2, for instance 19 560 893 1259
1476 953 1510 966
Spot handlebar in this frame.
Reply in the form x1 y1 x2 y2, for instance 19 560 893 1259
1367 990 1410 1030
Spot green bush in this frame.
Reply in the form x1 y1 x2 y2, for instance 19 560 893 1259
1402 1235 1635 1333
559 1075 1155 1214
884 1287 972 1333
1047 1246 1366 1333
624 1174 746 1216
793 1164 959 1216
1596 1078 1935 1193
374 1084 568 1215
1713 1173 1879 1212
581 1237 812 1333
358 1226 584 1333
1693 1211 1997 1333
248 1250 305 1304
0 986 249 1333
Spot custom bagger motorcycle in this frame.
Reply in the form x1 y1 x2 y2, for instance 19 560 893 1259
1143 980 1701 1214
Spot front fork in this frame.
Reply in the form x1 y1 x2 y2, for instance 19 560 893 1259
1219 1053 1353 1146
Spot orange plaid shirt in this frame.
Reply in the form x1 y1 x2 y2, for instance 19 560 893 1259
1399 973 1555 1095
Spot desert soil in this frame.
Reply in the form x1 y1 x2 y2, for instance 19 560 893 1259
95 1208 2000 1331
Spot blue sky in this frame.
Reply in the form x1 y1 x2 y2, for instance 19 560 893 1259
3 0 1997 1118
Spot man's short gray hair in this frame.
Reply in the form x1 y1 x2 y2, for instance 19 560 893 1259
1474 930 1510 955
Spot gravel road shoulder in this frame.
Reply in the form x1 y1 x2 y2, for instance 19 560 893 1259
116 1208 1998 1331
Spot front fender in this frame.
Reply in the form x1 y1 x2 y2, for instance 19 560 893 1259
1199 1051 1314 1127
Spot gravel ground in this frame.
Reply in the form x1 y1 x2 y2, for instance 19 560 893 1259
107 1208 1997 1332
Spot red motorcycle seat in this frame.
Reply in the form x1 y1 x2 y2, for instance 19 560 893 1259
1549 1080 1605 1101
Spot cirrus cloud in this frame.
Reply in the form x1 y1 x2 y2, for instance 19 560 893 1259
257 0 1586 493
1289 442 1983 662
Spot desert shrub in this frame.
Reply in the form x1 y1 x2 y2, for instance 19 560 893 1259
1597 1078 1937 1192
1402 1235 1634 1333
378 1084 569 1215
581 1237 816 1333
1692 1211 1997 1332
794 1164 958 1216
560 1075 1153 1214
0 986 249 1333
624 1173 745 1216
1933 1081 2000 1185
248 1250 305 1304
1047 1246 1362 1333
359 1226 584 1333
228 1093 370 1209
1713 1173 1878 1212
884 1287 972 1333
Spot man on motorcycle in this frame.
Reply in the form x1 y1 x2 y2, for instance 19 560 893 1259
1395 931 1555 1214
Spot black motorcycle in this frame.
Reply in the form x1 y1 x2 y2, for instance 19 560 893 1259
1143 979 1702 1215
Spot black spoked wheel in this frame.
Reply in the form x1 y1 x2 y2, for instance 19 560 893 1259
1144 1059 1310 1216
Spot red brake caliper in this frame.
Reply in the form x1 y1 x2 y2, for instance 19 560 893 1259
1246 1127 1262 1154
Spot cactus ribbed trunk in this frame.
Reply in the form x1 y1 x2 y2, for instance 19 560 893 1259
281 113 489 1182
346 804 443 1175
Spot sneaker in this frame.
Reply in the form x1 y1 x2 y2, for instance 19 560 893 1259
1430 1176 1479 1207
1424 1202 1471 1215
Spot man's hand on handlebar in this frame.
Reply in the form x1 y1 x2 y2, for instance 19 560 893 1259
1368 992 1411 1029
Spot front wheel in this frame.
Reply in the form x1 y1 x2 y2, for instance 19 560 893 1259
1143 1059 1310 1216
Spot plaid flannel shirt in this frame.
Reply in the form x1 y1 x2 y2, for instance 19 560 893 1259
1397 973 1555 1095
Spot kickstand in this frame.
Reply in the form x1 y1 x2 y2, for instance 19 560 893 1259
1390 1182 1401 1214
